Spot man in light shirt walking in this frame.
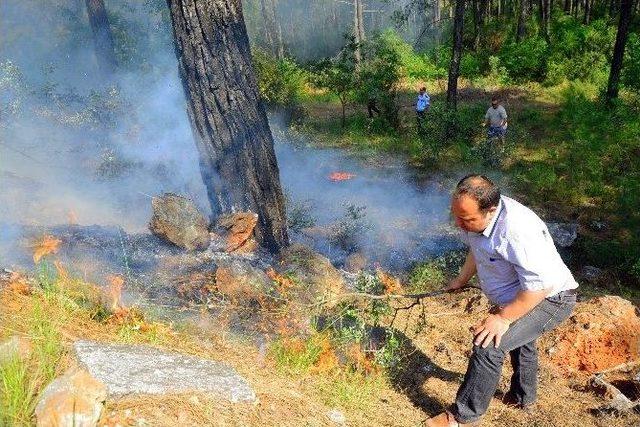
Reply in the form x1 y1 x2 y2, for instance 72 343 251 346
426 174 578 427
484 97 507 144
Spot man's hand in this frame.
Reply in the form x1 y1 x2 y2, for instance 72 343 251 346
472 314 511 348
444 278 466 292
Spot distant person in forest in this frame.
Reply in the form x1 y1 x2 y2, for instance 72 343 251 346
483 97 507 143
425 174 577 427
416 87 430 133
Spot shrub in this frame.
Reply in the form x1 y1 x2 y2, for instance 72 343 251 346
499 36 548 82
253 50 306 107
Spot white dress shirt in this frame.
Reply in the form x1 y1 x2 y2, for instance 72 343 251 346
461 196 578 305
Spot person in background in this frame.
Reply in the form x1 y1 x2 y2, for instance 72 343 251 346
425 174 578 427
483 96 507 144
416 86 430 133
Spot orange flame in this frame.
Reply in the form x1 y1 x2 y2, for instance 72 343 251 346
106 275 124 310
32 235 62 263
328 172 356 182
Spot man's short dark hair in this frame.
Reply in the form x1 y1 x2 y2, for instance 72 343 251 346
491 96 499 102
454 174 501 212
420 87 426 91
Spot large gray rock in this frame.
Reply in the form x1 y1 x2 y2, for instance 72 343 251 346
73 341 256 403
545 222 578 248
149 193 210 251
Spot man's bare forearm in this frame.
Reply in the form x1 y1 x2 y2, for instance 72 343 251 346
455 251 477 287
498 288 551 323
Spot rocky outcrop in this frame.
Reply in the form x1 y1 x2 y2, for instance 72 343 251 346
35 368 107 427
73 340 256 403
545 222 578 248
149 193 210 251
211 212 259 253
279 244 346 307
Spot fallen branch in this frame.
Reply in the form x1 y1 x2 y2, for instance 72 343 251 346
333 285 478 302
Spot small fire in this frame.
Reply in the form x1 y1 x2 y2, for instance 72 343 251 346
32 235 62 263
106 275 125 310
328 171 356 182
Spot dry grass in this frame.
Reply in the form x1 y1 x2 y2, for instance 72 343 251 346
1 263 639 426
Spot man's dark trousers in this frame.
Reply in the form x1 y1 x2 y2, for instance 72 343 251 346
452 290 577 424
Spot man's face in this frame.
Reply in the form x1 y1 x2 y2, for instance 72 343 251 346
491 100 499 109
451 195 496 233
420 89 425 95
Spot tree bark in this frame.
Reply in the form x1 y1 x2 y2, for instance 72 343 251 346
473 0 489 50
606 0 633 102
260 0 284 59
166 0 289 253
583 0 592 23
353 0 365 65
540 0 551 43
85 0 117 75
447 0 465 111
516 0 528 41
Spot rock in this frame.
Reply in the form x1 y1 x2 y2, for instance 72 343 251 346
344 252 367 272
545 222 578 248
580 266 605 284
279 244 346 307
73 340 256 403
547 296 640 373
326 409 346 425
149 193 210 251
591 374 640 414
35 368 107 427
214 212 259 253
0 336 32 364
589 220 608 232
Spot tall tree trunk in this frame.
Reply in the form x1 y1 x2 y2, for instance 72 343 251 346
260 0 284 59
473 0 489 49
583 0 592 23
606 0 633 102
353 0 365 65
85 0 117 75
540 0 551 42
447 0 465 111
609 0 617 16
564 0 571 13
516 0 528 41
166 0 289 253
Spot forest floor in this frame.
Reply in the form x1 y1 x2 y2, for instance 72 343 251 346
2 267 639 427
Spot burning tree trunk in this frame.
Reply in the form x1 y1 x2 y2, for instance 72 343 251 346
606 0 633 102
446 0 465 112
166 0 289 253
85 0 117 75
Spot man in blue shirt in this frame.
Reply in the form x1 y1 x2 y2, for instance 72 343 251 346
426 174 577 427
416 87 430 133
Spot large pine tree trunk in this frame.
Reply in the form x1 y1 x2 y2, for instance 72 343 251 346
447 0 465 111
166 0 289 253
606 0 633 102
85 0 117 75
473 0 490 49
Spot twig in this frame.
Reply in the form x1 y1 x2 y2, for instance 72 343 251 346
333 286 477 302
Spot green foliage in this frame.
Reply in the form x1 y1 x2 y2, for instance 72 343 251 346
408 251 467 293
499 37 548 82
286 198 316 233
329 204 371 252
622 33 640 93
253 50 306 107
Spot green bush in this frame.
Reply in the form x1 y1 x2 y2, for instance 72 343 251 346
499 37 548 82
253 50 306 107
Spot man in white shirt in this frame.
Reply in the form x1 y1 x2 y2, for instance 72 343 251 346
484 97 507 144
426 175 578 427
